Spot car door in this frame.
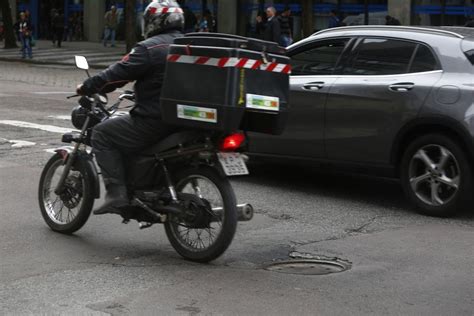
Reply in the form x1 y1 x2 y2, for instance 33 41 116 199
324 38 443 164
249 38 352 159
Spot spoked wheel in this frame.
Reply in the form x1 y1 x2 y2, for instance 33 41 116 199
38 154 94 234
164 167 237 263
400 134 472 217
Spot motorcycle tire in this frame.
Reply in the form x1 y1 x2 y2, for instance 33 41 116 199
38 154 95 234
164 166 237 263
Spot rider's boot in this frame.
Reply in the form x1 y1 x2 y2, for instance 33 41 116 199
93 150 129 215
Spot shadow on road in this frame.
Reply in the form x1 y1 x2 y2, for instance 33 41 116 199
244 162 474 219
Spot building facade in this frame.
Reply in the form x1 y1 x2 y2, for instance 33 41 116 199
8 0 474 42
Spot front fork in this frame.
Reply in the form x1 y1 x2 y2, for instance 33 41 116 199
54 116 91 195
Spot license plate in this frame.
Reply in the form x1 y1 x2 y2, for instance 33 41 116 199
217 152 249 176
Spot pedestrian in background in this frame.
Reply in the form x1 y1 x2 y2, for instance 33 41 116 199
182 5 197 33
103 5 118 47
198 13 209 32
17 12 33 59
204 9 216 32
263 6 281 43
253 12 266 39
385 15 401 25
52 10 65 47
278 6 293 47
328 10 341 28
65 15 76 42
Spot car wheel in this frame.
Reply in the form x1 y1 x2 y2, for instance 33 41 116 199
400 134 472 217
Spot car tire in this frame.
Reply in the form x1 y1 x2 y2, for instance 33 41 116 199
400 133 472 217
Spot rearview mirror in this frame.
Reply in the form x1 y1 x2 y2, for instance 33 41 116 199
75 56 89 70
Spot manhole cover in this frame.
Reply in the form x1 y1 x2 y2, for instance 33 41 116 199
264 259 349 275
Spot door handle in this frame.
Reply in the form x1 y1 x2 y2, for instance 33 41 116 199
389 83 414 92
303 82 325 91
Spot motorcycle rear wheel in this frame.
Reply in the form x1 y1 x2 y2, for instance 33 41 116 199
164 166 237 263
38 154 94 234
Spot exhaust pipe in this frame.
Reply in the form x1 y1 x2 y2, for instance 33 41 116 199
212 203 254 221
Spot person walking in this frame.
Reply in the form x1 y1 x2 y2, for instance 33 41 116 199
278 6 293 47
17 12 33 59
263 6 281 43
182 5 197 33
103 5 119 47
52 10 65 47
253 13 266 39
328 10 341 28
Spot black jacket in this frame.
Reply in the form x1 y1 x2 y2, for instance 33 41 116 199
263 16 281 43
81 30 183 118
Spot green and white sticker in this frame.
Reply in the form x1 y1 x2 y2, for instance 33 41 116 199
177 104 217 123
246 94 280 111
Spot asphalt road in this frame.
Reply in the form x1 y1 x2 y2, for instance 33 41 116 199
0 61 473 315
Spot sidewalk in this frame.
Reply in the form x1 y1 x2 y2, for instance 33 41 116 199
0 40 127 69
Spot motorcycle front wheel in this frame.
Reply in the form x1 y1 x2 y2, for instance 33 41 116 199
164 166 238 263
38 154 94 234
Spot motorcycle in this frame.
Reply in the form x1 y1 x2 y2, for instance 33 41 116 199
38 56 253 263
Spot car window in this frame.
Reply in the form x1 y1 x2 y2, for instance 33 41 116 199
344 38 417 75
409 45 440 73
290 39 350 76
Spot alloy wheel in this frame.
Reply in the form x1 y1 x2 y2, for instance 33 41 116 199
408 144 460 206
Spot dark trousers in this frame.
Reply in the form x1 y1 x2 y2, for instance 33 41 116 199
91 114 175 185
53 27 64 47
19 34 32 58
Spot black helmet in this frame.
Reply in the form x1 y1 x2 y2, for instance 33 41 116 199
143 0 184 38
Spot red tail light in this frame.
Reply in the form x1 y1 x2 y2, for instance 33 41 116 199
220 133 246 151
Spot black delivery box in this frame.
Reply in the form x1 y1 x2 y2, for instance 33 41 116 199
160 33 290 135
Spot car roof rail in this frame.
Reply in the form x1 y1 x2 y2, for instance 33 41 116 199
311 26 464 39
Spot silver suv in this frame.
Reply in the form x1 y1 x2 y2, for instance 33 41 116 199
249 26 474 217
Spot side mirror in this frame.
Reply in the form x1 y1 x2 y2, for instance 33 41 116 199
75 56 89 70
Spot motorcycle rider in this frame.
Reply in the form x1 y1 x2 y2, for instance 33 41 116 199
76 0 184 216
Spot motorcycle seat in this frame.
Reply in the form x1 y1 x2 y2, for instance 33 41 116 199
139 130 201 155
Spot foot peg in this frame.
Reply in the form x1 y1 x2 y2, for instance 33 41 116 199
139 222 153 229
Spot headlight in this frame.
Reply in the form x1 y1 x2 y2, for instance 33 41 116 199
71 105 88 129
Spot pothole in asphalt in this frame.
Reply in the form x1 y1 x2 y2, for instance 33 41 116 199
264 252 351 275
264 259 349 275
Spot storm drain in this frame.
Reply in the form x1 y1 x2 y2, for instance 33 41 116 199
264 259 350 275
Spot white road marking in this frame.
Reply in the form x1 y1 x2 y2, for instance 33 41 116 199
32 92 72 95
9 140 36 148
0 137 36 148
0 120 78 134
48 115 70 120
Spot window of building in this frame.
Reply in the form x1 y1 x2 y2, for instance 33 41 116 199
291 39 350 75
343 38 417 75
409 44 440 73
313 0 388 31
412 0 474 26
